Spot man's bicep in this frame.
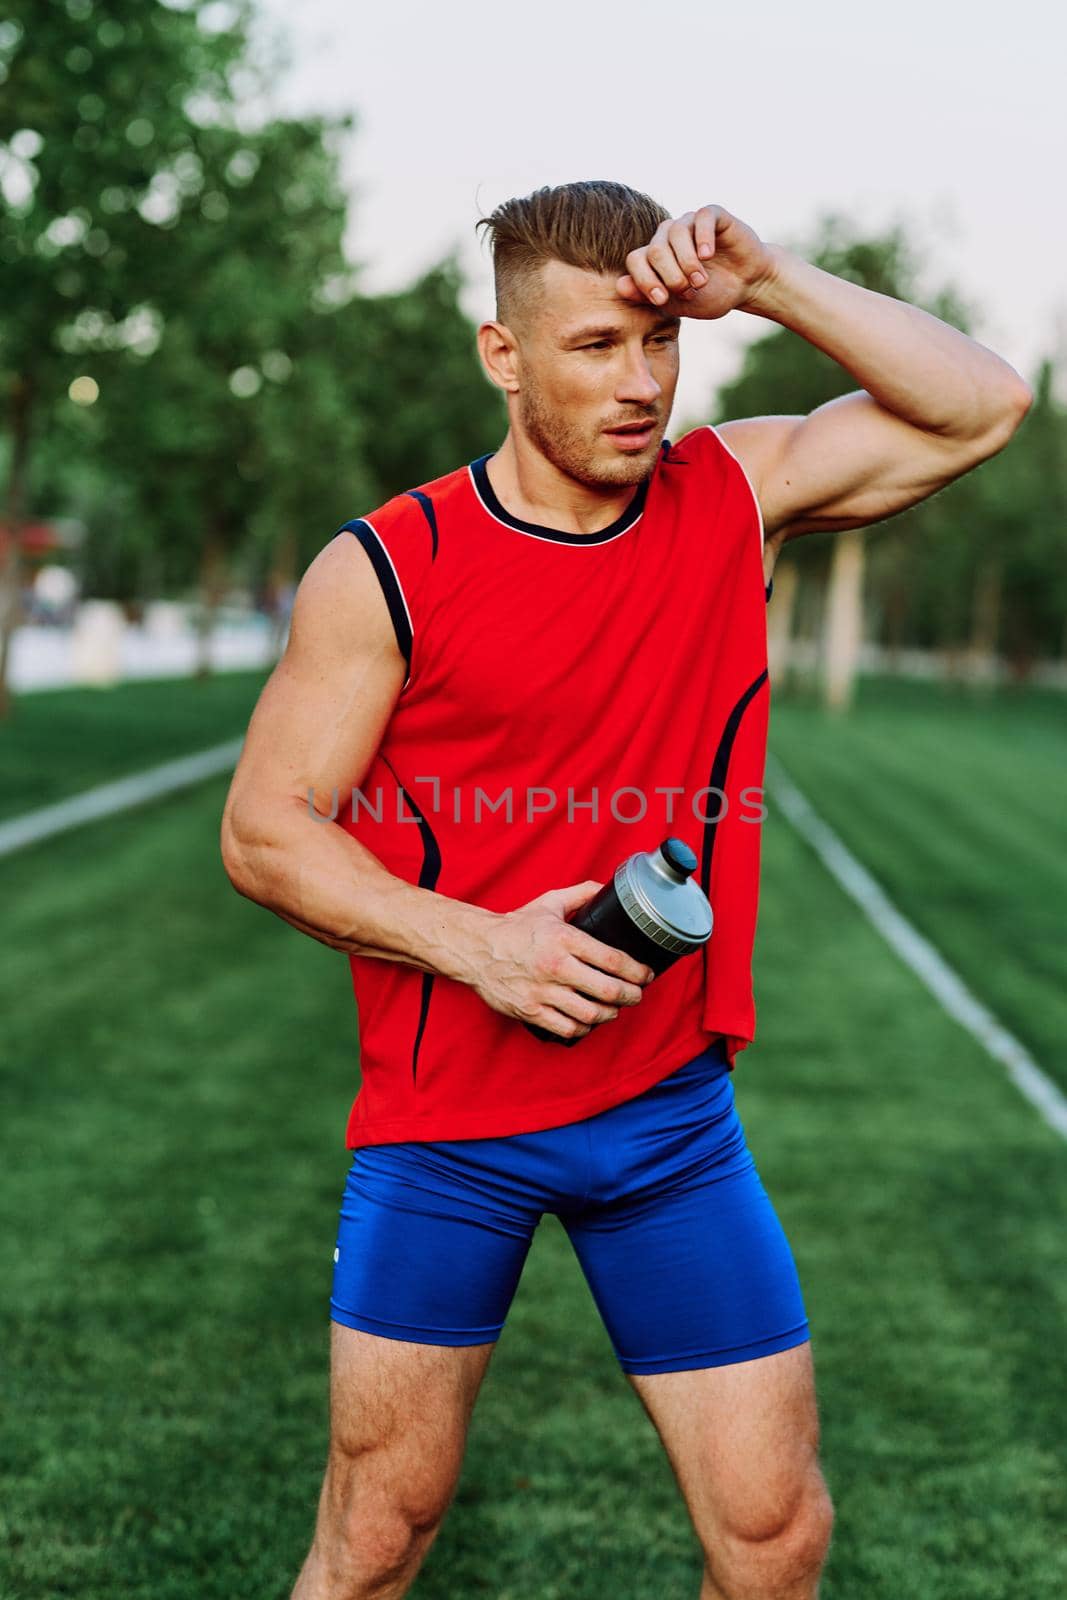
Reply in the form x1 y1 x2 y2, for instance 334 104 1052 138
718 395 995 542
225 534 406 833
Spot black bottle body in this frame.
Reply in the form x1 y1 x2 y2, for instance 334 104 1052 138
523 880 687 1047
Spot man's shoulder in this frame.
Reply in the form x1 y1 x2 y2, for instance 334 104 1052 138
403 455 482 513
655 425 734 490
335 454 479 550
662 423 731 464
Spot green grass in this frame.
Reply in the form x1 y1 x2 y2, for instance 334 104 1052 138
0 669 271 821
767 674 1067 1090
1 673 1065 1596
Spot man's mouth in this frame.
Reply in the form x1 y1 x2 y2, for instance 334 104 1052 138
604 420 657 449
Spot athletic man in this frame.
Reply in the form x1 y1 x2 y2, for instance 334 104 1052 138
220 182 1031 1600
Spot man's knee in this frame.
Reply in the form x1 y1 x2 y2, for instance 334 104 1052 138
334 1504 439 1578
313 1436 460 1588
710 1470 835 1596
332 1438 459 1533
303 1513 431 1600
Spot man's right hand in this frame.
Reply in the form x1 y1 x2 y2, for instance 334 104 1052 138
464 880 654 1041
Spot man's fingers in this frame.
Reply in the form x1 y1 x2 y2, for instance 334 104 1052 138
621 207 726 305
694 204 721 260
646 239 691 297
557 952 644 1009
543 985 619 1030
668 216 707 286
622 244 672 305
565 925 653 989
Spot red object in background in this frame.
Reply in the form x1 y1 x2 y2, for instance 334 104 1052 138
17 523 63 556
0 521 64 557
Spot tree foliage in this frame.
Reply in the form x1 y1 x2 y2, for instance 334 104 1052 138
1 15 1062 714
0 0 503 704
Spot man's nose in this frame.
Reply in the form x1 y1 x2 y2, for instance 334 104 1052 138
616 348 662 405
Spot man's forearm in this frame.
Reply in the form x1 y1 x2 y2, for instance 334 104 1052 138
743 244 1031 441
222 798 495 985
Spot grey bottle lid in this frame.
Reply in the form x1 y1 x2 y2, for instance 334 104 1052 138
614 837 713 955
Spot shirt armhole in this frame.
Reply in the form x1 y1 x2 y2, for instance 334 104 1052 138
335 488 439 693
703 422 765 555
338 516 415 690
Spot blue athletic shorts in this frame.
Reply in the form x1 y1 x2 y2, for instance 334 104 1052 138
329 1038 809 1374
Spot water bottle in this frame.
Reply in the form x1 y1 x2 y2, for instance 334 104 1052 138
523 836 713 1046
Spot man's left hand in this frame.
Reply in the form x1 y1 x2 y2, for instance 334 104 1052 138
616 205 777 320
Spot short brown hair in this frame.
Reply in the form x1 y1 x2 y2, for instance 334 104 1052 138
475 179 670 331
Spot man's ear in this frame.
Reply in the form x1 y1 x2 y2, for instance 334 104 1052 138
477 320 522 394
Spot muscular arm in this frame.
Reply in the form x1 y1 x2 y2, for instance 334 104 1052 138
745 243 1031 447
219 532 492 980
616 208 1032 567
723 245 1033 558
219 533 651 1038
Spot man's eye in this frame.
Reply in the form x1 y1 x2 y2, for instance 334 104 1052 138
582 341 612 351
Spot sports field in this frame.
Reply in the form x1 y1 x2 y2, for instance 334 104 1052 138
2 671 1065 1598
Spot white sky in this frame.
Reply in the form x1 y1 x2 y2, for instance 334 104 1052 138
250 0 1066 425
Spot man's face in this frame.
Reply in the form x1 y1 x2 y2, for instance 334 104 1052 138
507 259 681 489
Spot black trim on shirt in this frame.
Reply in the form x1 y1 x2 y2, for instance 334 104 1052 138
381 754 441 1088
405 489 439 560
469 449 656 545
697 666 770 1004
699 669 770 899
341 519 412 671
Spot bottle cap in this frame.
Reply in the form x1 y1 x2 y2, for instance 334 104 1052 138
614 836 713 954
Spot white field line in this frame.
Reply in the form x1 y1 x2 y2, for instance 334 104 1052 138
0 739 244 858
765 752 1067 1142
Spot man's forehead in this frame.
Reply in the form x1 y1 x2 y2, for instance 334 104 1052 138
536 258 671 337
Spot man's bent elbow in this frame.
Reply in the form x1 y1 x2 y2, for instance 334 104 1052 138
973 381 1034 462
220 821 250 897
220 804 260 899
998 378 1034 437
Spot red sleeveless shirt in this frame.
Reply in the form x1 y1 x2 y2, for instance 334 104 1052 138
332 425 770 1147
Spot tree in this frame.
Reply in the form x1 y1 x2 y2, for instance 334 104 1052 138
91 110 357 674
0 0 258 714
1 3 508 698
247 255 506 659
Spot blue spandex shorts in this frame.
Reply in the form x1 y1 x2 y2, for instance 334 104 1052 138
329 1038 809 1374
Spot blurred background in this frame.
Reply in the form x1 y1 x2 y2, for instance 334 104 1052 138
2 2 1064 1597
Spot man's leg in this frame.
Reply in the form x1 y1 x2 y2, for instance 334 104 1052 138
627 1341 833 1600
295 1136 545 1598
560 1042 831 1597
291 1322 496 1600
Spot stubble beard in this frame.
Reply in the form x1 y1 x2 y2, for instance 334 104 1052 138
518 375 656 490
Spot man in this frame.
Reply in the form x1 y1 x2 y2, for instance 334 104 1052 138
220 181 1030 1600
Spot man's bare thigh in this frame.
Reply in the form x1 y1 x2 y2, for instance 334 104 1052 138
326 1312 495 1510
329 1322 496 1467
626 1341 826 1544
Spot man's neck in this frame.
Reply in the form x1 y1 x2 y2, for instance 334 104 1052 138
486 432 642 537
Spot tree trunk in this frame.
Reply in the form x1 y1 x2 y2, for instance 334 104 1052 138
268 526 298 662
940 640 965 685
0 371 35 721
194 521 227 680
884 578 908 674
822 529 866 713
766 559 799 692
968 557 1002 685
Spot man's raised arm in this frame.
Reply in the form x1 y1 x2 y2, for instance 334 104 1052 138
615 203 1032 555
